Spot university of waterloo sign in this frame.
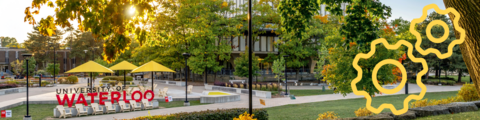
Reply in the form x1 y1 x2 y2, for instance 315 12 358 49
55 86 154 107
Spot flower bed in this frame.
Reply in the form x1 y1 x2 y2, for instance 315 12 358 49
130 108 268 120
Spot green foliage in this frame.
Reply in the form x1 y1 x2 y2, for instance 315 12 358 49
66 32 104 62
131 108 268 120
24 25 64 66
102 76 133 82
22 57 36 76
272 57 285 82
67 76 78 84
321 0 395 96
36 70 46 75
25 0 157 62
234 48 260 78
10 59 23 75
277 0 321 69
46 63 59 76
0 37 22 48
278 0 319 40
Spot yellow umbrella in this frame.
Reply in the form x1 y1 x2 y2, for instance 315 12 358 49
65 61 113 90
131 61 175 90
131 61 175 73
66 61 114 73
109 61 138 87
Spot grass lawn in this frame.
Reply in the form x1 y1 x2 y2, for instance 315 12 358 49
266 91 459 120
159 100 209 108
417 110 480 120
446 75 471 83
2 101 208 120
3 104 56 120
289 89 334 96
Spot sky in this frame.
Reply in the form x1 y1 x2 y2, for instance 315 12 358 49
0 0 446 44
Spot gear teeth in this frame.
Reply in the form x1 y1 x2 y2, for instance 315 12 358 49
351 4 465 115
410 4 466 59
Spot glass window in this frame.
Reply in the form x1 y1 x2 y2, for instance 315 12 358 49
261 36 267 52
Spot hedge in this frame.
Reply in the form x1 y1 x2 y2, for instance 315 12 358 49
130 108 268 120
102 76 133 82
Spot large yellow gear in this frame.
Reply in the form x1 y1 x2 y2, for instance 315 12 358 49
351 4 465 115
351 39 428 115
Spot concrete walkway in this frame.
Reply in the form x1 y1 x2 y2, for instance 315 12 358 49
64 83 462 120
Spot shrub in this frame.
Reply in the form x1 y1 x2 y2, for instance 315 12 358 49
354 107 373 117
316 111 338 120
67 76 78 84
410 99 429 108
214 81 226 86
130 108 268 120
0 84 18 89
457 83 480 101
5 80 18 84
233 84 239 88
234 112 257 120
57 77 68 84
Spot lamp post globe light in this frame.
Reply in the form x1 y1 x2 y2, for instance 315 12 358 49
182 53 190 106
22 53 33 120
283 55 289 96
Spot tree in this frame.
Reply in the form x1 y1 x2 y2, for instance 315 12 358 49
24 25 64 68
46 63 59 76
66 32 103 63
10 59 23 76
0 37 21 48
321 0 394 96
24 0 157 62
277 0 320 79
234 47 260 78
443 0 480 97
272 56 285 90
22 57 36 76
185 0 239 81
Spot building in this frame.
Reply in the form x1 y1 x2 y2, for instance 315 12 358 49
201 2 349 81
0 47 83 76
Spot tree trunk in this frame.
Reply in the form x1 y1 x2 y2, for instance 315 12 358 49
458 69 463 83
444 0 480 98
435 69 439 78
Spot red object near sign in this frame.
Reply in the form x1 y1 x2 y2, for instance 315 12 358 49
1 110 5 118
165 96 169 102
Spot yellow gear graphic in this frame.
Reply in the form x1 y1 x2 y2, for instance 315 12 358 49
351 39 428 115
410 4 466 59
351 4 465 115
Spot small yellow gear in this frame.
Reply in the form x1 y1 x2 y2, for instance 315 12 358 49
350 4 465 115
410 4 466 59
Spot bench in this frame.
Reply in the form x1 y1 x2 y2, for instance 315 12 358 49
229 80 245 84
286 80 298 86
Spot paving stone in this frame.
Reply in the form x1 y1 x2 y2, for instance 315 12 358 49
440 102 478 113
409 105 450 117
471 100 480 108
393 111 416 120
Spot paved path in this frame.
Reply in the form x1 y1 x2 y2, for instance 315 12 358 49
64 83 462 120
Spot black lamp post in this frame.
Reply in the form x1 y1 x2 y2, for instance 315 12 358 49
84 50 88 84
23 53 32 120
248 0 253 114
283 55 289 95
49 43 57 85
182 53 190 106
403 60 408 94
204 54 208 85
